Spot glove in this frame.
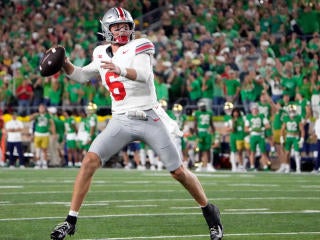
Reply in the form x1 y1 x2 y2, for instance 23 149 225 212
280 136 284 145
299 137 304 148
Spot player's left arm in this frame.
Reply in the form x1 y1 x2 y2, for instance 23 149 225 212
101 53 152 81
299 121 305 139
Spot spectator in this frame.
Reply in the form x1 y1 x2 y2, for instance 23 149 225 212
200 71 214 112
186 72 201 105
0 82 15 113
15 78 33 116
240 70 257 114
64 79 84 107
268 74 283 103
212 74 225 116
31 77 44 112
48 76 63 107
223 69 241 105
5 112 25 168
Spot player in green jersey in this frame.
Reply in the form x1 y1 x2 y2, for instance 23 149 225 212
31 103 56 169
194 101 215 172
245 103 271 171
280 104 305 173
228 107 248 171
223 102 237 171
64 110 79 167
172 103 188 166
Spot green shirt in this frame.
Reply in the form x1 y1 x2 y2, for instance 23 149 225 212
194 110 213 131
52 115 65 143
245 114 267 133
64 117 77 134
85 114 98 139
34 113 52 134
228 116 246 140
272 109 287 130
224 78 240 97
189 79 202 101
258 102 272 120
294 99 310 119
283 115 302 135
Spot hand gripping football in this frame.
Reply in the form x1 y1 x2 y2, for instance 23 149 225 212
39 46 66 77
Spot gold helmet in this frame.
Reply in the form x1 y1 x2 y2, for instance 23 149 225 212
173 103 183 114
288 104 297 116
159 99 168 110
86 102 97 114
224 102 233 115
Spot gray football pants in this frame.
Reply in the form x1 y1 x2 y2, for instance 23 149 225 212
89 109 182 171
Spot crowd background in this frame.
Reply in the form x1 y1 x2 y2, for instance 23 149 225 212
0 0 320 171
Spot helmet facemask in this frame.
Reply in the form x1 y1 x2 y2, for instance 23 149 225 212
99 7 135 45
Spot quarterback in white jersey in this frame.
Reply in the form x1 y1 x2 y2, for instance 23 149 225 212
50 7 223 240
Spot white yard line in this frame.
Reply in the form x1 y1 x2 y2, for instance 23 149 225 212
1 210 319 221
79 231 320 239
1 196 320 206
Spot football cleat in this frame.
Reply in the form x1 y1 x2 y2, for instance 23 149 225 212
50 221 75 240
202 203 223 240
210 225 223 240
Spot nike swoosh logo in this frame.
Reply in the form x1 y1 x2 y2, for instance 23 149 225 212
123 50 129 54
153 118 160 122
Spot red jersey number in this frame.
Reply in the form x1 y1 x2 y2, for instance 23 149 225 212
105 72 126 101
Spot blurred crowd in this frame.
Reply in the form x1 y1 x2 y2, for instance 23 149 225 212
0 0 320 172
0 0 320 116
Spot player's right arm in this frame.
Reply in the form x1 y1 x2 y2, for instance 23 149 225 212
63 58 99 83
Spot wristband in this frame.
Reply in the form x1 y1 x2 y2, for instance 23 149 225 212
119 66 127 77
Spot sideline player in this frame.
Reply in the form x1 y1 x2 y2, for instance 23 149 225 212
50 7 223 240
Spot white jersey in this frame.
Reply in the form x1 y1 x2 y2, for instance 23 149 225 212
68 38 158 114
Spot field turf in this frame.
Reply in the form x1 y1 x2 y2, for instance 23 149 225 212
0 168 320 240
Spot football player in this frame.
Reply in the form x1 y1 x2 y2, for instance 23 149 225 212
280 104 305 173
50 7 223 240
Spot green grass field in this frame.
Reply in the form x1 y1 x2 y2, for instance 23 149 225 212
1 168 320 240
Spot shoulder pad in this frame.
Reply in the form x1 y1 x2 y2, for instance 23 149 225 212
93 44 112 60
134 38 155 55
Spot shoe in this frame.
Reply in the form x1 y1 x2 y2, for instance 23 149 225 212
207 165 217 172
50 221 75 240
210 225 223 240
202 204 223 240
137 165 146 170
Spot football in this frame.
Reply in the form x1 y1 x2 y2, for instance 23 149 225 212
39 46 65 77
